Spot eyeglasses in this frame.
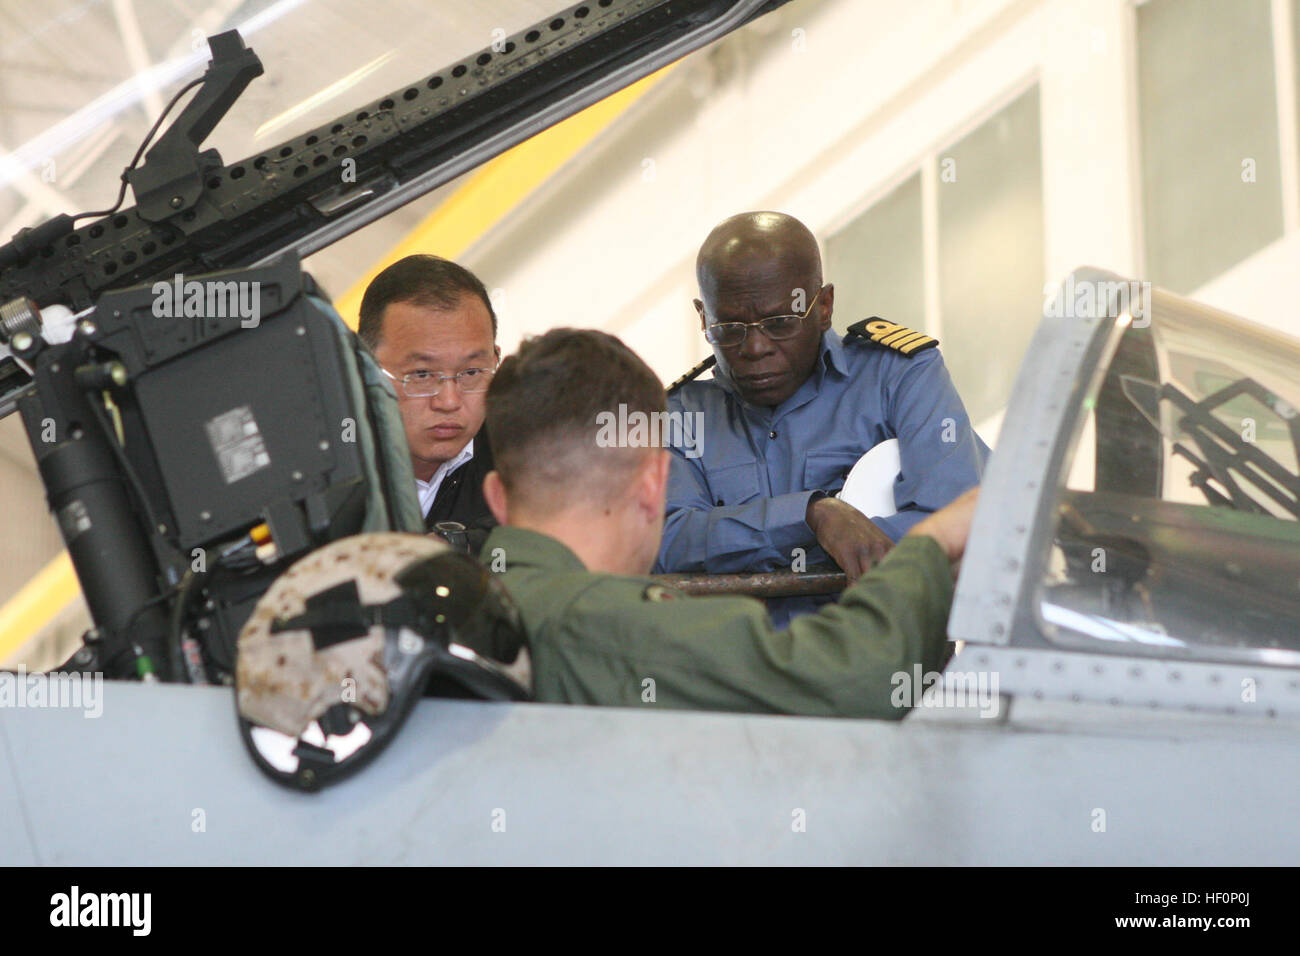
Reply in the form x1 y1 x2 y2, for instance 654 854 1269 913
382 366 495 398
701 287 825 349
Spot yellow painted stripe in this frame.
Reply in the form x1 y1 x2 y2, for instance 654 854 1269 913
0 64 674 662
0 552 78 665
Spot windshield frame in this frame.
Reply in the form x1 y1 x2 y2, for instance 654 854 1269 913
953 269 1300 670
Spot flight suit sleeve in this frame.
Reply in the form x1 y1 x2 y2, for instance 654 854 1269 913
871 349 989 540
656 422 818 575
554 535 954 718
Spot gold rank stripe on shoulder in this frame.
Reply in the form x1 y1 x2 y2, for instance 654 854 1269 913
666 355 717 394
845 317 938 357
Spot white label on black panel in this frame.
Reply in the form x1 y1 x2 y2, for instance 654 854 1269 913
57 499 92 542
205 405 271 484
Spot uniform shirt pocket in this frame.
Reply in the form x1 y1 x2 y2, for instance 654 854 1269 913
803 450 862 495
706 460 763 507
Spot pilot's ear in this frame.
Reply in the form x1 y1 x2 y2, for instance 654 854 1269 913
493 344 501 365
483 470 509 525
639 449 671 520
818 284 834 330
693 299 706 330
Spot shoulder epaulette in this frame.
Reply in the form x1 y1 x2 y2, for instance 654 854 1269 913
845 317 938 357
666 355 716 395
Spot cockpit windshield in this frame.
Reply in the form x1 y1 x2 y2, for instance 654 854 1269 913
1041 292 1300 664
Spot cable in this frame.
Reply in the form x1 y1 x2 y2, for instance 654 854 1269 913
121 588 175 634
87 585 175 680
85 389 165 534
71 77 205 224
169 568 202 683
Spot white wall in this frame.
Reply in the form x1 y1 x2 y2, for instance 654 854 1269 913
463 0 1300 406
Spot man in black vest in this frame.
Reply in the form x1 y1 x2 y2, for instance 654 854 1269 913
359 255 499 551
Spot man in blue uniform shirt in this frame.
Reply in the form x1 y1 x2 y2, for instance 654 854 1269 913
657 211 989 625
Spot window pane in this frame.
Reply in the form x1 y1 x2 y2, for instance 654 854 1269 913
1137 0 1283 293
825 173 924 336
937 85 1045 425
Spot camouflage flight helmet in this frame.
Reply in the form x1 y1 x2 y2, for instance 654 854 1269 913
236 532 531 791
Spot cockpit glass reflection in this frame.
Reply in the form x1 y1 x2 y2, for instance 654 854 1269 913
1041 295 1300 662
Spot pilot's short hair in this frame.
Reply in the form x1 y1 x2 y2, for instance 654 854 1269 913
358 254 497 350
487 328 666 506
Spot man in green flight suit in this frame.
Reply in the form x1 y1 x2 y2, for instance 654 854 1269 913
478 328 978 719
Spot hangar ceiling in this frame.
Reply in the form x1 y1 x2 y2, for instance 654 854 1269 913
0 0 565 294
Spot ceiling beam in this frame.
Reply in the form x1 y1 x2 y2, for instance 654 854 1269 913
112 0 167 121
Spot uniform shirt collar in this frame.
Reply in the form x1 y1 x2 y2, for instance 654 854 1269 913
482 525 588 572
821 328 851 378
